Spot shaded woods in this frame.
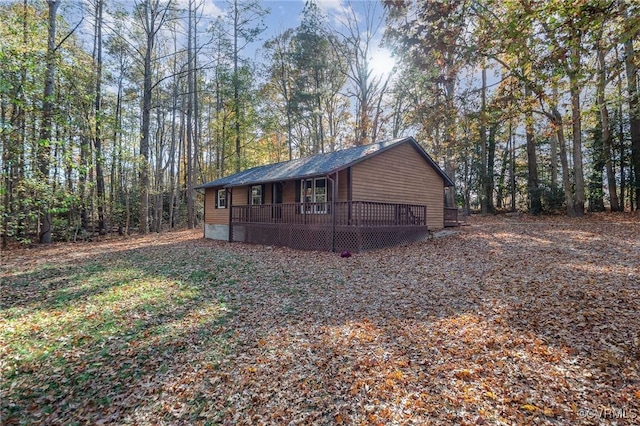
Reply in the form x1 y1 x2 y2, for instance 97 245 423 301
1 0 639 246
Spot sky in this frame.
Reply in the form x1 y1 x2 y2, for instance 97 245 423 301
61 0 396 78
275 0 395 74
210 0 396 77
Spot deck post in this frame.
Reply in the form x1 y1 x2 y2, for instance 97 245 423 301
328 173 337 252
228 189 233 242
203 189 207 238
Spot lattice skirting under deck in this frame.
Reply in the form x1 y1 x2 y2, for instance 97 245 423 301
230 223 430 253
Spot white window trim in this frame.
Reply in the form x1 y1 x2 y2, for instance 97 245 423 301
251 185 263 205
217 189 226 209
300 177 328 214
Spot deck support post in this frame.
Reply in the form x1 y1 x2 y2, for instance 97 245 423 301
228 188 233 242
328 172 337 252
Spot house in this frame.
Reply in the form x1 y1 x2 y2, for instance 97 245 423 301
195 136 456 252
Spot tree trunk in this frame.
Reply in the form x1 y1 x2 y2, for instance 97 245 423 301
1 92 9 249
617 56 626 211
552 107 575 217
38 0 59 244
93 0 106 234
444 73 457 208
480 68 488 214
525 86 541 214
233 0 242 173
486 124 496 213
496 145 509 210
186 0 194 228
111 66 124 224
192 9 201 226
550 131 558 192
215 75 222 176
372 75 390 144
510 121 516 212
622 5 640 211
588 116 606 212
569 40 585 216
79 134 89 231
168 34 178 229
152 108 162 233
597 43 620 211
315 69 325 153
176 99 184 225
139 1 154 234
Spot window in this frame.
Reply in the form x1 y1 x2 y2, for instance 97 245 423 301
251 185 263 205
301 178 328 213
217 189 226 209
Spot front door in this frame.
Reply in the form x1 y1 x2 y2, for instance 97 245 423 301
272 182 283 219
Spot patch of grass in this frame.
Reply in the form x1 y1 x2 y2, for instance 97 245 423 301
188 270 216 283
0 244 243 425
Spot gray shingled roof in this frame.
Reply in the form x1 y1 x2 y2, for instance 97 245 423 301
195 136 454 189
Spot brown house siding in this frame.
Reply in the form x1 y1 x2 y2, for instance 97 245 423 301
282 180 296 203
205 188 229 225
264 184 272 205
205 184 274 225
233 185 248 206
351 143 445 230
337 169 349 201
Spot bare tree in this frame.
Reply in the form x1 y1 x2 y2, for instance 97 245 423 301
37 0 60 243
92 0 106 234
331 1 391 146
621 2 640 210
133 0 173 234
225 0 267 172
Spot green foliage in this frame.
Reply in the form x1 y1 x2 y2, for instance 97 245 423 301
541 185 566 214
384 0 636 215
288 1 348 153
2 0 638 247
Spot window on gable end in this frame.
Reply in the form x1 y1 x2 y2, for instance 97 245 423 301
217 189 226 209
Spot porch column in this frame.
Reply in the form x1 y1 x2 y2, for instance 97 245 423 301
228 188 233 242
330 172 338 252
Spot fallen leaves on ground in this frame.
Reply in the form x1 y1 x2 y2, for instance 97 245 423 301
1 212 639 425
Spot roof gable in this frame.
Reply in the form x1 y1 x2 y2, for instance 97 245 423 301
195 136 454 189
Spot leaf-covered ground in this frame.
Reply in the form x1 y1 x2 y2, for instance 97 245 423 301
1 214 639 425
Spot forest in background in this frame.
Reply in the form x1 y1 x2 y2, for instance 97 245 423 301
1 0 639 246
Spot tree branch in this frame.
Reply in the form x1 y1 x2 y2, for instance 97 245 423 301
54 16 84 52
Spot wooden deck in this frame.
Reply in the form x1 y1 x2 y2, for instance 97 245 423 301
229 201 430 252
231 201 427 227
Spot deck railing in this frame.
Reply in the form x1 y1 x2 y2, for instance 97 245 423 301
231 201 427 227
